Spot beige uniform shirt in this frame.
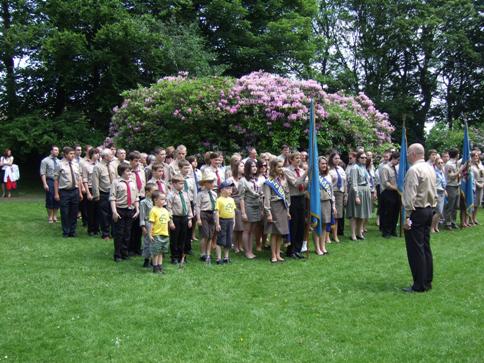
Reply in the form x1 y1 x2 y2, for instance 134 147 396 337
167 190 193 218
40 156 60 179
471 163 484 188
130 166 147 198
329 166 346 193
195 189 217 215
82 161 98 188
403 160 437 217
54 159 81 190
147 178 170 194
182 175 197 202
263 178 290 213
284 165 308 196
380 164 397 192
445 159 459 186
109 178 139 209
92 160 117 198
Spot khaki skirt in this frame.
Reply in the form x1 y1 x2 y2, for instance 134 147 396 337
334 191 344 219
264 200 289 235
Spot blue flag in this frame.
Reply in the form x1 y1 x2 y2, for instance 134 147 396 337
461 122 474 213
397 126 408 221
308 100 322 236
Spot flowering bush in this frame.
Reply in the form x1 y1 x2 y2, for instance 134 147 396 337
111 71 395 154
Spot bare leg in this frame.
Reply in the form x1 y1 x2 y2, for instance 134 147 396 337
350 218 357 240
270 235 277 262
332 221 340 242
313 232 322 255
216 245 222 261
276 236 284 261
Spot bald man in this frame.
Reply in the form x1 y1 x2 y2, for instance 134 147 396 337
402 143 437 293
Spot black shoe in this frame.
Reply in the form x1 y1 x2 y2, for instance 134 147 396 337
294 252 305 259
186 250 193 255
223 258 230 264
391 231 398 237
216 259 223 265
287 253 297 259
171 258 179 265
356 235 365 240
114 257 122 263
121 255 130 260
142 259 150 268
199 255 207 262
68 233 76 238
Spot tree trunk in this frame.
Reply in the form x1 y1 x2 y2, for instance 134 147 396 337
1 0 17 118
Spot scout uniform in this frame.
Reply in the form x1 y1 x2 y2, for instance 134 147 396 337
379 163 400 237
40 154 60 210
55 158 82 237
110 177 139 260
82 159 100 235
92 159 117 239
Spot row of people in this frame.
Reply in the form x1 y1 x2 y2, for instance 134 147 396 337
40 143 484 269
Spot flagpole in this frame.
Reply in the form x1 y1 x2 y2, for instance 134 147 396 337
399 114 407 238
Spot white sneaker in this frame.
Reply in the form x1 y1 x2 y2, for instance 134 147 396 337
301 241 308 253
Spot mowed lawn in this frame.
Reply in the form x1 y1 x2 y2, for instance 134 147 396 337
0 192 483 362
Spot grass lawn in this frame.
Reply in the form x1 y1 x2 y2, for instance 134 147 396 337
0 190 483 362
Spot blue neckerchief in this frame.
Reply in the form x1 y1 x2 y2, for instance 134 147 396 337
335 167 342 189
264 178 288 208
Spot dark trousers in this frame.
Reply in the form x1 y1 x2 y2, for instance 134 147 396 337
98 192 112 238
129 197 143 255
86 189 100 234
113 208 135 259
170 215 188 260
376 184 381 219
287 195 306 254
45 178 60 209
404 207 433 291
380 189 401 236
80 192 88 226
59 188 79 236
185 201 195 253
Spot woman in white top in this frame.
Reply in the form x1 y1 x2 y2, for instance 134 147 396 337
0 148 14 198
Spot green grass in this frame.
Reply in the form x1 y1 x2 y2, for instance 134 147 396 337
0 191 483 362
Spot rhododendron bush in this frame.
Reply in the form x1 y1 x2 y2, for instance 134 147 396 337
110 72 394 154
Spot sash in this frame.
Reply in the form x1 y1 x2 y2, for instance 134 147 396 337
319 175 333 199
264 178 288 209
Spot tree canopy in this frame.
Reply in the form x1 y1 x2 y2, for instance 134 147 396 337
1 0 482 158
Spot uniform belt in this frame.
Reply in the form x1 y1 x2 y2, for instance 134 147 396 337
201 210 214 213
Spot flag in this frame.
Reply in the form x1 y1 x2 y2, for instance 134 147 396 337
461 122 474 213
397 124 408 226
308 99 322 236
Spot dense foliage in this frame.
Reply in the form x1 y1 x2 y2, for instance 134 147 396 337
111 72 394 154
0 0 481 159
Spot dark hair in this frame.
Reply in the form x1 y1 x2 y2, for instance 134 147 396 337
152 163 164 172
178 159 190 168
117 163 130 176
244 159 257 180
151 190 161 203
128 151 141 161
231 159 241 179
448 148 459 159
51 145 59 151
210 152 221 160
153 147 165 155
390 151 400 161
145 183 156 193
187 155 197 164
3 148 12 157
356 151 366 162
63 146 74 155
256 159 266 175
88 147 99 159
328 152 340 168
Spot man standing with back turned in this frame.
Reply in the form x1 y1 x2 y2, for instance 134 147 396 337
402 143 437 293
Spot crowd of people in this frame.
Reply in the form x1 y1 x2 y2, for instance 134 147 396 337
39 143 484 276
